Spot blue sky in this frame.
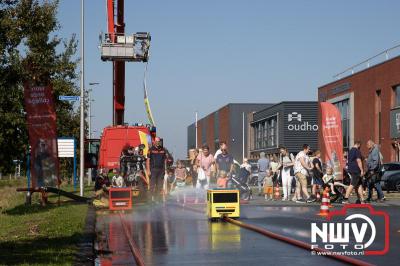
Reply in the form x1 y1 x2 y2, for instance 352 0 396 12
56 0 400 159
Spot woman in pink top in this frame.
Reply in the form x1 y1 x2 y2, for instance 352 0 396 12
196 145 215 189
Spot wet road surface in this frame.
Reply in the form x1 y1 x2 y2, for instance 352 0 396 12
95 189 399 265
96 203 344 265
239 205 400 266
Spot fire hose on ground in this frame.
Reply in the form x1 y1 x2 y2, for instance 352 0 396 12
119 213 146 266
169 202 374 266
222 216 374 266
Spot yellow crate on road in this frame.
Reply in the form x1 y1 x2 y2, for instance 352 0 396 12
207 189 240 219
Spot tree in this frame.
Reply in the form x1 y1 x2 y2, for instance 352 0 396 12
0 0 80 177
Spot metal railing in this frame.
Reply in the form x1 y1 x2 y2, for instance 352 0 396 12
333 44 400 80
101 32 151 45
99 32 151 62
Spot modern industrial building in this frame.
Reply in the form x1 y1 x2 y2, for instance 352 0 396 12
187 103 273 161
249 101 319 158
318 52 400 161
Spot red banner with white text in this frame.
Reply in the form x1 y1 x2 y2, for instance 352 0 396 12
24 84 59 187
320 102 343 180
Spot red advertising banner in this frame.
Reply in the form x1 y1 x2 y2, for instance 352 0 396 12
24 84 59 187
320 102 343 180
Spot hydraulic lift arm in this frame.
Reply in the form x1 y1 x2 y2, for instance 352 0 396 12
104 0 150 125
108 0 125 125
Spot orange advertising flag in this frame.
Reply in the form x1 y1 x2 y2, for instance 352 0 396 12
320 102 343 180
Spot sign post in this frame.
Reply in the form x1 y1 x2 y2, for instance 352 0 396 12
58 95 80 101
58 138 77 190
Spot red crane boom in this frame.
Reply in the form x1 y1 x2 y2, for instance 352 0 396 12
107 0 125 125
102 0 150 125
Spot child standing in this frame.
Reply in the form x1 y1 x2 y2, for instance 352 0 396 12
164 168 176 194
322 167 336 194
263 170 274 200
111 169 125 187
217 170 228 188
174 160 187 187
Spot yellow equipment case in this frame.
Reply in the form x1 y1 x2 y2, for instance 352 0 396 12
207 189 240 219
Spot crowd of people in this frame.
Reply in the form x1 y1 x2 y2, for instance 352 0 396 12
342 140 386 203
172 141 236 191
94 136 386 204
163 139 387 205
255 140 386 204
94 138 241 202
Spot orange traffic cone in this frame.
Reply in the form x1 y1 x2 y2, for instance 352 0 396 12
316 184 321 201
274 182 280 200
327 187 334 208
317 188 330 217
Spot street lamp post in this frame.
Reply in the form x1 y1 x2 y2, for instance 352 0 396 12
87 82 99 186
88 82 99 140
242 112 245 162
84 89 92 138
88 90 92 139
195 111 198 149
84 88 92 186
79 0 85 196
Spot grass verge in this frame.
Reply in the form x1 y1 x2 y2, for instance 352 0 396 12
0 179 93 266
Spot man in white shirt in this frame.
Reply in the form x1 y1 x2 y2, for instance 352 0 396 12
294 144 314 203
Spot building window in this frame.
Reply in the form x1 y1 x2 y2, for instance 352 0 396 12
333 100 350 150
253 115 278 150
269 118 276 147
263 121 268 148
257 123 263 149
394 85 400 107
376 90 381 144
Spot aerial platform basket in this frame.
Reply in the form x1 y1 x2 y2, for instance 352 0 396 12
207 189 240 219
100 32 151 62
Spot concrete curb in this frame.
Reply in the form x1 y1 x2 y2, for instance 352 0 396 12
74 204 96 266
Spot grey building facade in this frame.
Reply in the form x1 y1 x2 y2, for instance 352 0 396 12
187 103 273 161
249 101 319 158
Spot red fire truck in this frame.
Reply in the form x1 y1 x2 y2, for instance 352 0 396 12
98 124 156 170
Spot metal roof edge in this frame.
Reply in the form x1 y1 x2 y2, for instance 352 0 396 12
318 55 400 90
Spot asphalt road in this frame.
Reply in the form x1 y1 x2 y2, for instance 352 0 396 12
96 204 342 265
95 191 400 265
239 205 400 266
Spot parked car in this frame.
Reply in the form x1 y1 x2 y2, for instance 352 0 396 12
379 162 400 192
